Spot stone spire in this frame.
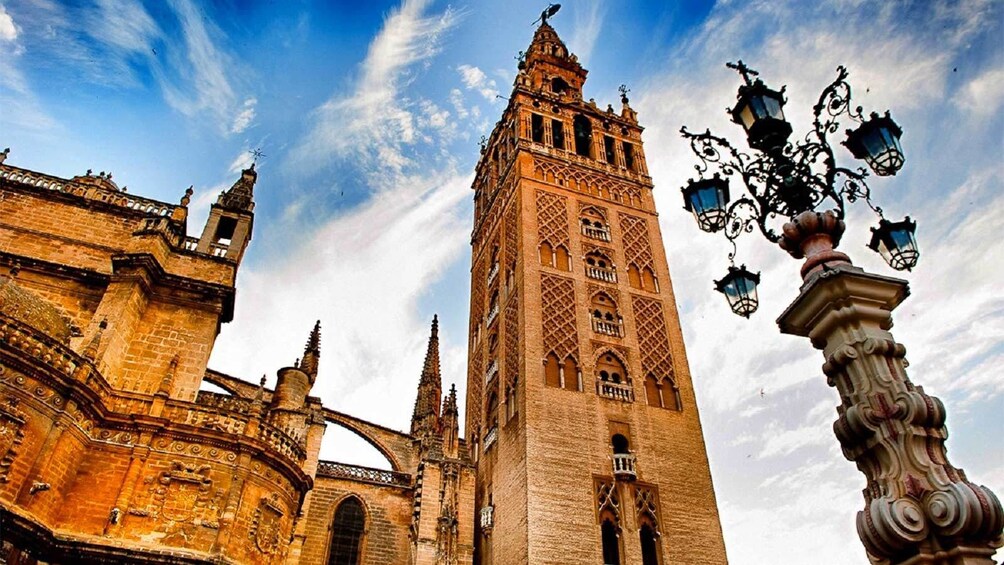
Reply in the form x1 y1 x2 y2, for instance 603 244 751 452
218 163 257 211
440 384 460 458
410 315 442 438
300 320 321 384
521 17 586 93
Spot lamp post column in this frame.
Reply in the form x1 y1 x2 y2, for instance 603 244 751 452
776 211 1003 564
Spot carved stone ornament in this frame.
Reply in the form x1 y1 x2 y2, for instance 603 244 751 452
249 493 285 555
128 461 223 532
0 396 27 482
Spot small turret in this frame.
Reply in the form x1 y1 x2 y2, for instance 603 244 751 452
269 321 321 443
411 315 442 439
196 164 256 263
440 383 460 458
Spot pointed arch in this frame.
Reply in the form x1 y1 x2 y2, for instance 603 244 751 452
562 355 580 391
544 352 561 388
554 244 571 271
539 242 554 267
328 495 367 565
627 263 642 290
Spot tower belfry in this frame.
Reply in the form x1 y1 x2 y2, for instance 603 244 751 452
465 16 727 565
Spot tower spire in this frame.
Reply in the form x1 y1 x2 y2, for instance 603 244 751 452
411 315 442 438
218 163 257 211
300 320 321 383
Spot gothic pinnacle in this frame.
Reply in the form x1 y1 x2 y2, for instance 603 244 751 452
300 320 321 381
411 314 443 437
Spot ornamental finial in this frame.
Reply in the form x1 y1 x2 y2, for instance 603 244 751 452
726 60 759 86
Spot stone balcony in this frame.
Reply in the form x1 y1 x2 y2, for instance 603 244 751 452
480 505 494 533
487 262 500 287
597 379 634 402
586 266 617 283
484 360 499 384
483 426 498 452
591 318 621 337
582 224 611 242
612 453 637 480
485 303 500 327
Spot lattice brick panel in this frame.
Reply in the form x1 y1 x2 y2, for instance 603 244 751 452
504 201 518 269
466 347 483 436
535 190 569 248
620 214 654 271
541 274 578 360
504 293 519 387
631 295 673 378
534 157 642 204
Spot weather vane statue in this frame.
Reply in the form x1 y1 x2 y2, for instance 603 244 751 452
534 3 561 25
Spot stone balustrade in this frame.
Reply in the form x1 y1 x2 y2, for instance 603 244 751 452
586 266 617 283
591 319 620 337
612 453 637 480
316 461 411 487
581 224 611 242
597 379 633 402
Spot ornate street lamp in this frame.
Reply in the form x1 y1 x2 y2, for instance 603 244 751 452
714 265 760 318
679 62 1003 564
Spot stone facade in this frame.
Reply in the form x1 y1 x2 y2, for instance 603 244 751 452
465 22 727 565
0 162 474 564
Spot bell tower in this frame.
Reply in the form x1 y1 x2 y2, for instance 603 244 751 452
465 15 728 565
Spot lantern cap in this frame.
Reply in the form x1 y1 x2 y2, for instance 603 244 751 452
843 110 905 176
868 216 919 271
714 264 762 318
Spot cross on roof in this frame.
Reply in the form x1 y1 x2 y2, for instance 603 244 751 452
726 60 759 85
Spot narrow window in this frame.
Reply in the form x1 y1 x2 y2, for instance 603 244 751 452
214 216 237 246
328 498 365 565
628 265 642 289
604 136 617 164
555 245 570 271
644 375 661 408
539 242 554 267
640 524 660 565
563 357 579 391
552 119 565 150
551 77 569 95
544 353 561 388
642 267 658 292
601 518 620 565
531 114 545 143
622 141 635 170
573 115 592 157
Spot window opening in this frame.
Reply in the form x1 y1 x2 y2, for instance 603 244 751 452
531 114 545 143
604 136 617 164
640 524 660 565
328 498 365 565
573 115 593 157
622 141 635 170
552 119 565 150
601 518 620 565
214 216 237 246
551 77 569 95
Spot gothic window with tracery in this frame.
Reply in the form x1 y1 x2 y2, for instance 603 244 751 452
585 251 616 283
590 292 621 337
328 497 365 565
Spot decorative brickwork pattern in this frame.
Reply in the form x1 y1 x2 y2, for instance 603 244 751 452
632 295 674 380
634 485 661 534
503 293 519 388
504 202 518 271
595 479 620 523
540 274 577 360
533 157 642 205
535 190 569 249
620 214 654 272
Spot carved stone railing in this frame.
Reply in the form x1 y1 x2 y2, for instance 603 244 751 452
1 165 177 217
483 426 497 452
591 319 621 337
182 237 199 251
586 266 617 283
209 242 229 257
163 397 250 436
485 303 500 327
581 224 611 242
597 380 633 403
612 453 637 480
487 262 500 287
257 421 306 462
480 505 494 533
316 461 412 487
484 360 499 384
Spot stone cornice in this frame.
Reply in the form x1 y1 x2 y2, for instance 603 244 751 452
111 253 236 322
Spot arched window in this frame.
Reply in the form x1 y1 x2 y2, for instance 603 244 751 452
485 390 499 428
580 207 610 241
642 267 658 292
596 353 627 385
551 77 569 95
328 497 365 565
562 356 580 391
611 434 629 455
540 242 554 267
590 293 620 336
601 516 620 565
640 523 660 565
544 353 561 388
644 375 661 408
573 115 593 158
555 245 570 271
628 264 642 289
585 251 616 282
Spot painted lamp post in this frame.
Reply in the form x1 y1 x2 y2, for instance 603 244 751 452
680 62 1003 563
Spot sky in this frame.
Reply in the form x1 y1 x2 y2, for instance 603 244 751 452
2 0 1002 562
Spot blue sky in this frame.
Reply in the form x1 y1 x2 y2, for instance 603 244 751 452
2 1 1002 562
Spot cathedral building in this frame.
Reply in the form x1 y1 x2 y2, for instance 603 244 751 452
0 17 726 565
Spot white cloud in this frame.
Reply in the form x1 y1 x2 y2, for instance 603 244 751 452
956 67 1004 117
457 64 497 100
0 4 18 42
209 170 472 439
449 88 468 119
289 0 460 179
231 97 257 134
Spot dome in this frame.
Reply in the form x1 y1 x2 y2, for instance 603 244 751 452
0 274 72 343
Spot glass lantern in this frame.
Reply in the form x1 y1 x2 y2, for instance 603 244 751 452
682 175 730 232
729 79 793 152
714 265 761 318
844 111 904 176
868 217 919 271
